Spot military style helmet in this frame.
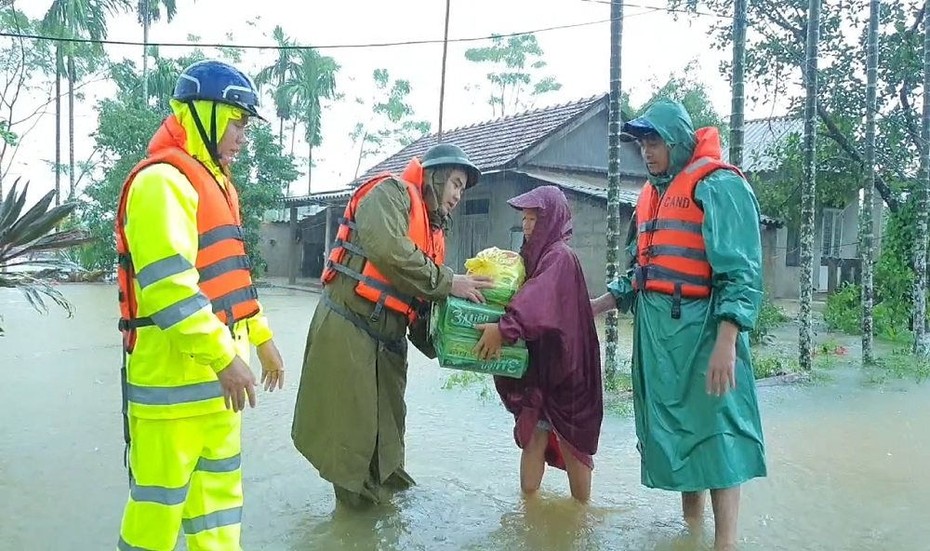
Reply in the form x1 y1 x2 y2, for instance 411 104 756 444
173 59 265 121
421 143 481 188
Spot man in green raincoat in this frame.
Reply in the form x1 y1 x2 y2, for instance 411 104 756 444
292 143 494 509
592 99 767 550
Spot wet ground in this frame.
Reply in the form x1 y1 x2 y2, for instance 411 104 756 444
1 284 928 550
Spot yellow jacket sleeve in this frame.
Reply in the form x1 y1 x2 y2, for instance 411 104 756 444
246 304 274 347
124 163 237 373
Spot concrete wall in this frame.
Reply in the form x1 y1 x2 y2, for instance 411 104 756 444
529 108 646 175
444 172 634 296
256 221 292 277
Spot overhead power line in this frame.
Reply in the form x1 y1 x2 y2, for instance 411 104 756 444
0 18 617 50
0 4 714 52
579 0 721 19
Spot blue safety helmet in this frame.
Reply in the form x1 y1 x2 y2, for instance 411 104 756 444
173 59 265 121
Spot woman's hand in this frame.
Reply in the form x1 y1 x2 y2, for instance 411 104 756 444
473 322 504 360
590 293 616 316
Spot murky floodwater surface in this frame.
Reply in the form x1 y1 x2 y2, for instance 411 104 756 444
1 284 928 550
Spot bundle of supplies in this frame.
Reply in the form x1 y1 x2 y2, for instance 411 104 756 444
430 247 529 379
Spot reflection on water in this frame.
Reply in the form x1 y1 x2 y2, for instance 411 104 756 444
1 284 929 550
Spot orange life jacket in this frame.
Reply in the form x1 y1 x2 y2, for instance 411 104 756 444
633 127 745 318
114 115 260 353
321 157 444 323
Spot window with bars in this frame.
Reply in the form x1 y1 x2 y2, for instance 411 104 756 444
821 208 843 258
786 225 800 267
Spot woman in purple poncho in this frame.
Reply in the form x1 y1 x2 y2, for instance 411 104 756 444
474 185 604 503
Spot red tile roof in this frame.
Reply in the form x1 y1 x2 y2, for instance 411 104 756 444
350 94 607 186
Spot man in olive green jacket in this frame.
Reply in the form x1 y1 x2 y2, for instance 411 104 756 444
292 143 493 508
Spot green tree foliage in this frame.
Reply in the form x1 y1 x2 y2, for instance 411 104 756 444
678 0 930 346
632 67 730 135
0 8 53 194
230 122 299 274
77 56 298 275
349 68 431 179
668 0 926 214
0 180 91 336
464 33 562 117
826 203 927 342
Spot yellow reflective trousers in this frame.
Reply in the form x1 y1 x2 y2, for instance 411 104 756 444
117 410 243 551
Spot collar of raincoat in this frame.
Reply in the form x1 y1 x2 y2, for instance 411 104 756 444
636 99 698 188
406 159 448 230
159 98 246 181
507 185 573 276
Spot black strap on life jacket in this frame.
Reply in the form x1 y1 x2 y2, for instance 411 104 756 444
325 216 423 322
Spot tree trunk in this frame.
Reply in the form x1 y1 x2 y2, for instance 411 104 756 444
54 45 62 207
67 55 76 201
914 4 930 356
307 104 316 196
859 0 880 366
729 0 748 167
307 142 313 196
290 120 297 157
354 130 369 180
799 0 821 371
277 73 286 147
142 0 150 102
604 0 624 383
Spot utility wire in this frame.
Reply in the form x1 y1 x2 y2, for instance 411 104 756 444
0 5 699 51
579 0 723 19
0 18 617 50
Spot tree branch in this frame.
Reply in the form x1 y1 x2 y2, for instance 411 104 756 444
759 0 805 41
1 98 49 183
898 77 923 147
892 2 930 150
909 2 927 36
816 101 901 211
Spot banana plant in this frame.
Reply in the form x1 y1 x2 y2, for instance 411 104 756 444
0 178 92 336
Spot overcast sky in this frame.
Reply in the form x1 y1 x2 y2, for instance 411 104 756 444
10 0 795 202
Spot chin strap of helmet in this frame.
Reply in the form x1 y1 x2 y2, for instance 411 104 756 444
423 169 453 230
185 100 223 168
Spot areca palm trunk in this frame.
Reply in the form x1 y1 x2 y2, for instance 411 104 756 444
54 45 61 206
67 54 75 200
729 0 747 167
913 4 930 356
859 0 880 365
604 0 624 382
799 0 821 371
142 0 149 101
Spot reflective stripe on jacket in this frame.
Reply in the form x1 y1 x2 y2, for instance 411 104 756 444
115 115 272 419
634 150 745 310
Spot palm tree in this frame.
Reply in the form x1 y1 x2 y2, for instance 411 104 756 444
255 26 301 147
42 0 130 202
281 49 339 195
0 179 92 336
136 0 177 101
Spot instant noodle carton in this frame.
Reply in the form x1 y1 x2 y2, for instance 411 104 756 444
429 247 529 379
430 297 528 379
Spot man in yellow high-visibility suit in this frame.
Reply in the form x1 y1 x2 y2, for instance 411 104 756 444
114 59 285 551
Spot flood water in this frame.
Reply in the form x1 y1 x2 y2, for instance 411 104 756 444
1 284 928 550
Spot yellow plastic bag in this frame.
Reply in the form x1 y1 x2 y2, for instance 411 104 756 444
464 247 525 306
